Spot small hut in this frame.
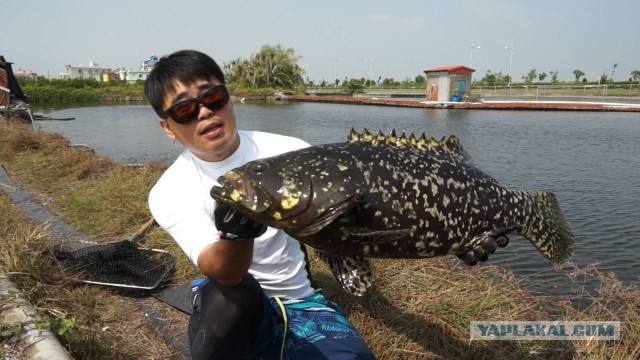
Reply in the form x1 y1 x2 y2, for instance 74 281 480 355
0 56 31 121
423 65 475 102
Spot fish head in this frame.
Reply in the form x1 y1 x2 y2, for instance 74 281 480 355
210 149 364 235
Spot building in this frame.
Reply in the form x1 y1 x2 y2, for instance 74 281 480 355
122 70 150 83
141 55 158 72
60 60 112 80
0 56 30 120
118 56 158 84
14 69 38 81
58 56 157 83
423 65 475 102
0 56 28 108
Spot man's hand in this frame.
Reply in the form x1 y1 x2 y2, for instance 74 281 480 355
214 202 267 241
457 235 509 266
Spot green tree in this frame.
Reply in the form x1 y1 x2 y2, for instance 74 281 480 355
342 78 365 94
573 69 585 83
599 73 608 84
538 72 547 82
630 70 640 83
224 45 305 90
364 78 376 87
550 70 559 84
524 69 537 84
414 75 425 84
381 78 399 87
480 71 497 86
610 63 618 82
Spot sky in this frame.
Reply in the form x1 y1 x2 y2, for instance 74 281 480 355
2 0 639 84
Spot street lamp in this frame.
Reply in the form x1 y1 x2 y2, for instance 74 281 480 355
504 46 515 87
469 45 480 68
333 57 342 87
364 58 373 88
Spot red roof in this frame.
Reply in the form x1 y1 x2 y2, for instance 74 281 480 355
423 65 475 76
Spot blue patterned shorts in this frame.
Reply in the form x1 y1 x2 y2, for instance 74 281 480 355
259 292 376 359
190 278 375 359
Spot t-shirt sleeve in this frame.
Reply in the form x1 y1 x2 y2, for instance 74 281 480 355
149 181 219 267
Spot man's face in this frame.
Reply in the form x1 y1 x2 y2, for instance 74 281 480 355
159 78 240 162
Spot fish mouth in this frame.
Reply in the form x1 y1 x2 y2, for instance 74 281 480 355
210 171 271 213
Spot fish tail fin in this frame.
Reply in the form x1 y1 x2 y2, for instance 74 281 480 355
519 191 575 264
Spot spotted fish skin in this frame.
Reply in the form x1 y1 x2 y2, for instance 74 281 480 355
210 129 575 295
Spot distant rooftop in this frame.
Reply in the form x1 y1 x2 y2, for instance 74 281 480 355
424 65 475 76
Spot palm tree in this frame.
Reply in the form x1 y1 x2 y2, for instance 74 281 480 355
610 63 618 83
225 45 305 90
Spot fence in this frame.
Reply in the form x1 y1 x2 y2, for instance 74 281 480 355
471 84 640 98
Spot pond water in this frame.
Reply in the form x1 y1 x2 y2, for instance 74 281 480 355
36 101 640 299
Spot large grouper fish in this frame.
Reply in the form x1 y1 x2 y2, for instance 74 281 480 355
210 129 575 296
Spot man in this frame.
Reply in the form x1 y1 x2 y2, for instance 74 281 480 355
144 49 377 359
145 49 500 359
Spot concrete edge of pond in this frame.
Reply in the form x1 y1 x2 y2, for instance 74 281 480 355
1 275 74 360
279 95 640 112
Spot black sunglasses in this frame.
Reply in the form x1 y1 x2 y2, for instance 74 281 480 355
162 85 230 125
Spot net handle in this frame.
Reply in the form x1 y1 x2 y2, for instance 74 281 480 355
127 217 157 243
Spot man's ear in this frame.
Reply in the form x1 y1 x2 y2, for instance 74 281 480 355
159 119 177 141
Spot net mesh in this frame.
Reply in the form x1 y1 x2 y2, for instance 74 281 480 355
53 240 175 289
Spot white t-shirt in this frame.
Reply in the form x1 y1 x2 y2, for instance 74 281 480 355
149 130 316 300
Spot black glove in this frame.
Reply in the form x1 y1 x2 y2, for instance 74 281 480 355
214 202 267 241
457 235 509 266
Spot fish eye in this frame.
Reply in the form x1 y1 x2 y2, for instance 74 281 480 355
247 162 269 174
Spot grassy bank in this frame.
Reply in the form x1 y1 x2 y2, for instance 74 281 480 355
1 120 638 359
20 79 146 103
19 78 301 103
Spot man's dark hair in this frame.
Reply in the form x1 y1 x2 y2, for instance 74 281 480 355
144 50 225 118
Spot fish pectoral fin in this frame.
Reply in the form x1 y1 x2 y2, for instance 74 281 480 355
318 252 372 296
342 227 411 245
294 199 358 237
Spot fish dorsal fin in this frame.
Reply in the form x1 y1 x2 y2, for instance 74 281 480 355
397 132 408 147
385 129 398 146
417 133 428 149
361 128 374 144
348 128 360 143
428 137 439 151
409 133 418 147
349 129 471 161
440 135 471 160
373 130 386 146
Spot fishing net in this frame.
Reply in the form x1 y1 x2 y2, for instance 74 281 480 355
52 240 175 290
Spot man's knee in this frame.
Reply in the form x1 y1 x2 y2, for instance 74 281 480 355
196 274 263 314
189 274 267 359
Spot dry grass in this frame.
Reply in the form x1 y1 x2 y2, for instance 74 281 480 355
310 256 577 360
0 191 181 359
1 119 638 359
